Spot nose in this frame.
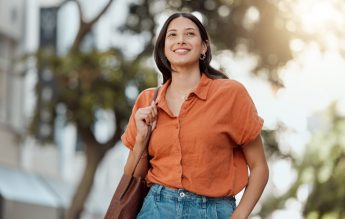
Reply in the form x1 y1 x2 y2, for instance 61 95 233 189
177 34 186 45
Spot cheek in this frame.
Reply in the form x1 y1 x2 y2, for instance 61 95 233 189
164 45 169 55
164 40 172 49
164 43 173 57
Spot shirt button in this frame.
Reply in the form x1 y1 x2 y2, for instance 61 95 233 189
179 192 185 197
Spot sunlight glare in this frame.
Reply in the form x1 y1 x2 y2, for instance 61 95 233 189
272 209 303 219
297 0 335 33
297 184 311 202
243 6 260 30
290 39 304 52
271 159 297 195
285 198 303 214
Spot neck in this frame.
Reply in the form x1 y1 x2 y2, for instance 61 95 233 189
169 64 201 93
170 70 201 93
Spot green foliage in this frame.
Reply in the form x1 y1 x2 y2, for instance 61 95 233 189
30 48 157 142
302 106 345 218
259 104 345 219
27 0 345 217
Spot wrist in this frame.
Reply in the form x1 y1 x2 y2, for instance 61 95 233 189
231 209 248 219
140 153 148 158
135 135 145 144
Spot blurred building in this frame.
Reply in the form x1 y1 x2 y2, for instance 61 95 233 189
0 0 28 165
0 0 65 218
0 0 127 218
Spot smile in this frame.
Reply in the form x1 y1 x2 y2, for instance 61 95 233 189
173 48 191 54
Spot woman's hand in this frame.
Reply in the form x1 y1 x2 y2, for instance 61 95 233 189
123 100 157 176
134 100 158 145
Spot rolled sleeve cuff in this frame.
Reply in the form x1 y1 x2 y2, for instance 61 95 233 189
121 134 134 151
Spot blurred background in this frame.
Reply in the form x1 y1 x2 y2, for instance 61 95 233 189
0 0 345 218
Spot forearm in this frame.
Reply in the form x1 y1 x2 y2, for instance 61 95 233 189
231 164 269 219
123 136 149 177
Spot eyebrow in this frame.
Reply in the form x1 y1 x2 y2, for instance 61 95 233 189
167 27 196 32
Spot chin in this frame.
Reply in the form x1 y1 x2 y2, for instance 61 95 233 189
170 58 198 66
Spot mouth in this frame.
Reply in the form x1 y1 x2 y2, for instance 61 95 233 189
173 48 191 54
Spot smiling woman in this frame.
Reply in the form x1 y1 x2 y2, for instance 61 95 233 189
164 17 207 71
119 12 269 219
153 13 228 83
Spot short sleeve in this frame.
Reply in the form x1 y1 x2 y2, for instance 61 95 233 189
121 89 155 150
228 82 264 146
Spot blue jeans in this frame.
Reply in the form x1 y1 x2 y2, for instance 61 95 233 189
137 184 236 219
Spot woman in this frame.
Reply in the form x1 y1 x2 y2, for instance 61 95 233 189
121 12 269 219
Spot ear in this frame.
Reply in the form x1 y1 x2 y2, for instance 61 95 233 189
202 40 208 54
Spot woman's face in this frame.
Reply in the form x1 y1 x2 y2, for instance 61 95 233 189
164 17 207 70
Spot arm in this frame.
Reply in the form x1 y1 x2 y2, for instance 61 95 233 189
123 136 150 177
231 135 269 219
123 101 157 177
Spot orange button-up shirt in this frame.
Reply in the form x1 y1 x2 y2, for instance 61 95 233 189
121 73 263 197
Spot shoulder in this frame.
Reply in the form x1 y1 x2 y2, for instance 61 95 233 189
134 87 156 107
138 87 156 98
210 78 248 96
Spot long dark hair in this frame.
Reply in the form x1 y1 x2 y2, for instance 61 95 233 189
154 12 228 83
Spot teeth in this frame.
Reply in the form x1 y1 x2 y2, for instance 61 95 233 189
174 49 189 53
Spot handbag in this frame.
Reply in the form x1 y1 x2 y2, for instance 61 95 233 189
104 87 159 219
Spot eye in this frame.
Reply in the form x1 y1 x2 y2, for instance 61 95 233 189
186 32 195 36
167 32 176 37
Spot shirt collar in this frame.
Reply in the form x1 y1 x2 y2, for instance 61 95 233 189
192 73 212 100
156 73 212 107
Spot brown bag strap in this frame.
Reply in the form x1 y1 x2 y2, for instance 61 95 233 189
129 87 160 176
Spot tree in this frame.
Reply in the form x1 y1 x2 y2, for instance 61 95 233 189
31 0 296 218
31 0 345 218
122 1 345 218
258 103 345 219
31 1 157 218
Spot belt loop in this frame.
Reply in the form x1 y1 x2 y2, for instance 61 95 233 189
201 196 207 209
155 184 163 202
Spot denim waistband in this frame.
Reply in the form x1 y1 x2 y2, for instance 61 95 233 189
149 184 235 204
